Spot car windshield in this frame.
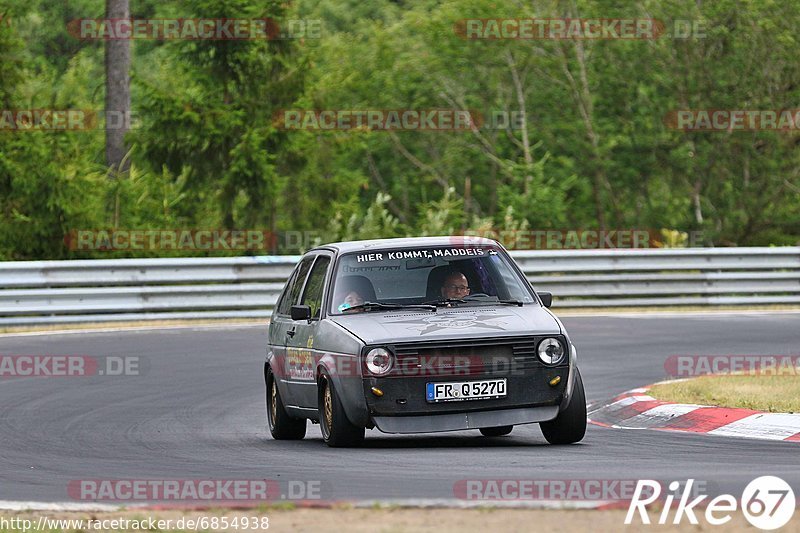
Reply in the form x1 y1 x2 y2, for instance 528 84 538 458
329 245 535 314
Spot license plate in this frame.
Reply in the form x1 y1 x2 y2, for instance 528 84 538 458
426 378 507 402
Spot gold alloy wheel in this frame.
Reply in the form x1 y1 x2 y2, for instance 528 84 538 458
270 379 278 425
323 382 333 434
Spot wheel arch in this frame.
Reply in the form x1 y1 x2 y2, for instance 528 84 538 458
316 358 370 428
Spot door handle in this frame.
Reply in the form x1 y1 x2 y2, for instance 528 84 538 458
286 327 296 338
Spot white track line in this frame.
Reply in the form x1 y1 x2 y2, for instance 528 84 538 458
353 499 609 509
556 309 800 319
0 499 608 511
0 501 122 511
0 323 265 338
2 310 799 338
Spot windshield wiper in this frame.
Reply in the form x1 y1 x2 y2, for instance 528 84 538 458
462 295 524 306
421 298 467 307
426 296 524 307
342 301 437 313
497 299 524 306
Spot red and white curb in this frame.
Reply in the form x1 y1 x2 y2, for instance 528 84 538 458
588 385 800 442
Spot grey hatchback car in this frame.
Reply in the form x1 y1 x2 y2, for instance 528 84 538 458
264 236 586 447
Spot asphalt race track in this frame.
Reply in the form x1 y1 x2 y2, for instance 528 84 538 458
1 312 799 504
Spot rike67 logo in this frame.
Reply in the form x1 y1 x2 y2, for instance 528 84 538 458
626 476 795 530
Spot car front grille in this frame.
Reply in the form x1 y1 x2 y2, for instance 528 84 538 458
387 336 556 378
365 336 569 416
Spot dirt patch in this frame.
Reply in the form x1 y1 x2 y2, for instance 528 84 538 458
2 507 797 533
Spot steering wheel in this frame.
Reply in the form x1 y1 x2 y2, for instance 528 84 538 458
464 293 489 299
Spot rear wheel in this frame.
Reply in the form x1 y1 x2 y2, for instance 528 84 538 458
540 368 587 444
479 425 513 437
319 374 364 447
266 366 306 440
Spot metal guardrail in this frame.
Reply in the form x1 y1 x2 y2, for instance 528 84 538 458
1 248 798 325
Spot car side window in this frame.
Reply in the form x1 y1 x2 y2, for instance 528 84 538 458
301 255 331 318
275 274 296 316
277 256 314 315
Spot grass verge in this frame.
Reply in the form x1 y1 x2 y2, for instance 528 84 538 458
649 375 800 413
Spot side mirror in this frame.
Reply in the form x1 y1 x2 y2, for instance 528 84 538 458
538 291 553 308
290 304 312 321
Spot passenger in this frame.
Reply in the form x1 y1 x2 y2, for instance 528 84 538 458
440 271 470 299
338 290 364 312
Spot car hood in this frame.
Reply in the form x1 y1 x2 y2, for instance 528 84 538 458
330 304 561 345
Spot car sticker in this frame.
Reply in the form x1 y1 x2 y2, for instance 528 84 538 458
388 311 513 335
353 248 488 263
286 349 314 380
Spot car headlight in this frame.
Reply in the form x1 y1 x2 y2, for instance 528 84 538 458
365 347 393 375
537 338 565 365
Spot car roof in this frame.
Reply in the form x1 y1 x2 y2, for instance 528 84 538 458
309 236 501 254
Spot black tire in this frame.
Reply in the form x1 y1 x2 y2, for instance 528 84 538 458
319 374 364 447
540 368 587 445
266 366 306 440
479 425 513 437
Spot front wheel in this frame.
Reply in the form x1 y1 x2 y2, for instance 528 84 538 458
480 425 513 437
266 366 306 440
319 374 364 447
539 368 587 445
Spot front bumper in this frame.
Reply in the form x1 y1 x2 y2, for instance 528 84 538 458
363 364 569 417
355 335 572 430
373 405 559 434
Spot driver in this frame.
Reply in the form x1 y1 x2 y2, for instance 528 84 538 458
440 271 471 299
